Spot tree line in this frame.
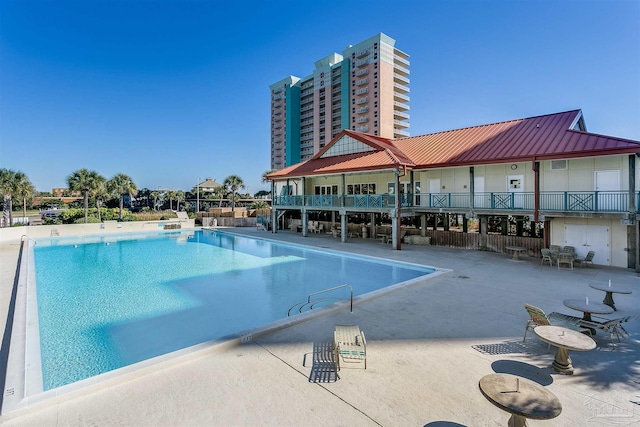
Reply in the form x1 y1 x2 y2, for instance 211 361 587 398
0 168 258 227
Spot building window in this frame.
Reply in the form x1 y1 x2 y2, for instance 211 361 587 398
374 81 378 89
374 62 378 69
374 72 378 79
374 102 378 108
374 120 378 127
374 111 378 118
374 91 378 98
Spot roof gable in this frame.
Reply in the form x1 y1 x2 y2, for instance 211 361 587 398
319 134 376 158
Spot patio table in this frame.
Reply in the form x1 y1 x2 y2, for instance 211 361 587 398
479 373 562 426
563 298 614 322
505 246 526 261
534 325 596 375
588 282 632 311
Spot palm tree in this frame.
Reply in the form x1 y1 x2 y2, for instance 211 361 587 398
0 168 16 227
150 191 160 211
213 186 226 208
91 176 108 222
223 175 245 213
67 169 104 223
14 172 35 221
262 169 276 184
174 190 185 211
108 173 138 220
164 190 176 211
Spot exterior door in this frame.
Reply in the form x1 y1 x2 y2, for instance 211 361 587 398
564 224 610 265
595 170 621 211
429 179 442 207
507 175 524 208
474 176 485 208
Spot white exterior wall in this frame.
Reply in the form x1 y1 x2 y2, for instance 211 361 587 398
549 217 629 268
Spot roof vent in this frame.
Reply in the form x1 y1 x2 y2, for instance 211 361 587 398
536 124 540 128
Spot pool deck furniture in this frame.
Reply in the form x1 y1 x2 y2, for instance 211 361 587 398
523 304 591 347
556 252 575 270
578 315 638 343
563 298 614 322
479 373 562 426
505 246 526 261
588 282 632 311
334 325 367 370
573 250 595 267
534 325 596 375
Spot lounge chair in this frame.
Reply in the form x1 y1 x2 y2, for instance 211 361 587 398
573 251 595 268
334 325 367 369
580 315 637 343
523 304 591 348
308 221 318 233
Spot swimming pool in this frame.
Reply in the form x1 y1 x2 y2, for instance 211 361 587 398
23 229 438 393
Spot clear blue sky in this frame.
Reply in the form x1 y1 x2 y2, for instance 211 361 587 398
1 0 638 194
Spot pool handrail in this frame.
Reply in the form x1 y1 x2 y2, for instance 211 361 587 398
287 284 353 316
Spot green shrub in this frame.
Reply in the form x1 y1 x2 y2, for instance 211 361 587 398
121 214 136 222
43 217 62 225
73 216 100 224
160 215 170 220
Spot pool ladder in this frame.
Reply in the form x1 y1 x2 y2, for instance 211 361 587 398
287 284 353 316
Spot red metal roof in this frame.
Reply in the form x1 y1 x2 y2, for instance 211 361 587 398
268 110 640 179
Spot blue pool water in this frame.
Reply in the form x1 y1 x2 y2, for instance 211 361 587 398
33 230 435 390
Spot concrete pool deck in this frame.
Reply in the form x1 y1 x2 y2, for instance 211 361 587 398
1 227 639 426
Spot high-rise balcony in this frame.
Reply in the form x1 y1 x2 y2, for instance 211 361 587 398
393 73 410 84
356 106 369 114
394 129 410 137
394 120 409 128
394 101 409 111
357 48 369 58
356 78 368 86
394 111 410 120
394 64 410 75
357 125 369 132
394 82 410 93
356 116 369 124
394 93 410 102
356 88 369 95
355 58 368 67
355 68 369 77
356 97 369 105
394 55 410 67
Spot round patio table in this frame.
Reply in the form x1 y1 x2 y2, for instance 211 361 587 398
479 373 562 426
534 325 596 375
562 298 613 322
588 282 632 311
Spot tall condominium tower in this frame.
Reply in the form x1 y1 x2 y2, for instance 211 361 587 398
269 33 410 170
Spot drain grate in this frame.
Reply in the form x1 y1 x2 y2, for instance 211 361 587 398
457 275 470 279
4 387 15 396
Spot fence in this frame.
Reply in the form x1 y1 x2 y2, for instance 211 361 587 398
424 230 544 258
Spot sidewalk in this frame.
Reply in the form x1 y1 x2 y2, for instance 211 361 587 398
1 228 639 426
